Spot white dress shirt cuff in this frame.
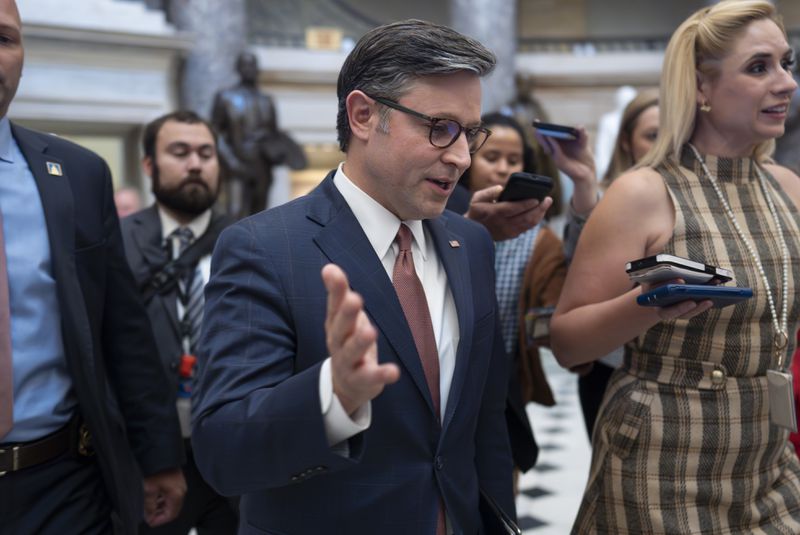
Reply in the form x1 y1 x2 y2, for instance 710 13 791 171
320 357 371 447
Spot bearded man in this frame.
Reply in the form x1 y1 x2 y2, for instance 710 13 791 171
120 110 237 535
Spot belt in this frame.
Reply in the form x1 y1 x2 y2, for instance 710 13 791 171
0 417 85 476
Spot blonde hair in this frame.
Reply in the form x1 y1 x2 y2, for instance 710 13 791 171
639 0 785 168
601 89 659 187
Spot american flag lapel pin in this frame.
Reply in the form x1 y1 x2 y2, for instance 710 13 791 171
449 240 460 248
46 162 63 176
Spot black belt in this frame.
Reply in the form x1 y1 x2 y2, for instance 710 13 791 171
0 417 87 476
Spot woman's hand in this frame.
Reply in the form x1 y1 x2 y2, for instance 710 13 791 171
535 127 598 214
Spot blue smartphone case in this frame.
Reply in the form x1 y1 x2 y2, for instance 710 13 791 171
637 284 753 308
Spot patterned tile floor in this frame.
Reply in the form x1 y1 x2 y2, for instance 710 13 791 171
515 350 593 534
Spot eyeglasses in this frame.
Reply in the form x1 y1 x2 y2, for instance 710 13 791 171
369 95 491 154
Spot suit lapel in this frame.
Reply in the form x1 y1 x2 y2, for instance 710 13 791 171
11 124 99 386
426 215 473 432
11 125 74 278
128 206 180 339
310 176 437 416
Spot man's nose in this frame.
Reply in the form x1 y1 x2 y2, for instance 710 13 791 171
186 151 202 170
442 132 472 171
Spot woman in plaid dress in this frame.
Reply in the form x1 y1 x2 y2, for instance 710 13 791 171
551 1 800 533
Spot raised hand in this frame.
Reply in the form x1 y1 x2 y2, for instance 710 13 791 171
322 264 400 415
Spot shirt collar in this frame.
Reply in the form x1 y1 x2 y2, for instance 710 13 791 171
332 163 426 261
0 117 15 163
158 205 212 243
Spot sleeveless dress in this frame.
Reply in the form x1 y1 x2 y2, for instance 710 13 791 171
572 147 800 534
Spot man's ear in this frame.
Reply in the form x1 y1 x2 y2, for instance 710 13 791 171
142 155 154 178
346 90 377 143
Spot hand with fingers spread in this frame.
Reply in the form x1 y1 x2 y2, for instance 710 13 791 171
465 184 552 241
322 264 400 415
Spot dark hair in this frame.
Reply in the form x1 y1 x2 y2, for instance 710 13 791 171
142 110 217 160
458 112 535 189
336 19 496 152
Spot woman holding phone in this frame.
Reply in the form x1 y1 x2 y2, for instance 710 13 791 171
538 90 660 438
456 112 567 483
550 1 800 532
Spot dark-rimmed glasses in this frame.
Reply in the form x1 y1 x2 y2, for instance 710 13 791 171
369 95 491 154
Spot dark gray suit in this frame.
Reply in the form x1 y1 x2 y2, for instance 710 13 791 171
120 205 238 534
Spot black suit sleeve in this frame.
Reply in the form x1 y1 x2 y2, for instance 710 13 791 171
98 161 184 476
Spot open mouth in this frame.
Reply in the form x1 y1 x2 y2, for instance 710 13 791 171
762 104 789 115
427 178 453 192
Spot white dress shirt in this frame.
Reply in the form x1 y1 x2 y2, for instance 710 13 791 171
320 164 460 446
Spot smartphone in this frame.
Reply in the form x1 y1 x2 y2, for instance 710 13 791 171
626 254 733 285
637 284 752 308
497 172 553 202
533 120 579 141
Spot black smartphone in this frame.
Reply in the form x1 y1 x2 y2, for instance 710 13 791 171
626 254 734 285
533 120 579 141
637 284 752 308
497 172 553 202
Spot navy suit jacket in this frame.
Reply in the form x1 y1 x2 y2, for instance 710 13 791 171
192 172 514 534
11 124 184 532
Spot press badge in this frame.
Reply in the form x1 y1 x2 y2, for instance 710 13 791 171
767 369 797 432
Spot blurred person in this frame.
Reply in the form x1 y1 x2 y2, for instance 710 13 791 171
115 186 143 218
0 1 186 533
192 19 517 535
550 1 800 532
539 89 660 438
454 112 565 481
120 111 237 535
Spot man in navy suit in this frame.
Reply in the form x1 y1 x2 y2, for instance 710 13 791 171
0 1 185 532
193 19 514 534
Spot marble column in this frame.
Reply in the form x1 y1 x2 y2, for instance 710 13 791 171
450 0 517 114
168 0 247 117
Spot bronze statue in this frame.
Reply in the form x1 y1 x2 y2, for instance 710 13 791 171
212 52 306 219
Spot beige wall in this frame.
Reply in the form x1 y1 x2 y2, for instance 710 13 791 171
519 0 587 39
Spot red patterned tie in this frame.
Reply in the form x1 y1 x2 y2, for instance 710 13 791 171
0 210 12 441
392 224 445 535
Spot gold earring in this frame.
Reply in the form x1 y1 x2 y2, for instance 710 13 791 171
700 102 711 113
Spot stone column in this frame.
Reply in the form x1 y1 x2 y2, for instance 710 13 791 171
450 0 517 114
168 0 247 117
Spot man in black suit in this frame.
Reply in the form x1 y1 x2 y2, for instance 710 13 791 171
0 1 186 533
121 111 236 534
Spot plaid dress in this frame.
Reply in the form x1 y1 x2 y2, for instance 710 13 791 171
573 147 800 534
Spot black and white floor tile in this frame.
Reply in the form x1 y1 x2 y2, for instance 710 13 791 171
515 350 592 534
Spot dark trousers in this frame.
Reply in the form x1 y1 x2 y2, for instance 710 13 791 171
140 441 237 535
0 451 112 534
578 360 616 440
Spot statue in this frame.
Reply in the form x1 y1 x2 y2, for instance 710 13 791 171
212 51 307 219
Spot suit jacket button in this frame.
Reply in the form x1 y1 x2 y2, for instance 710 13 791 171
434 456 444 470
